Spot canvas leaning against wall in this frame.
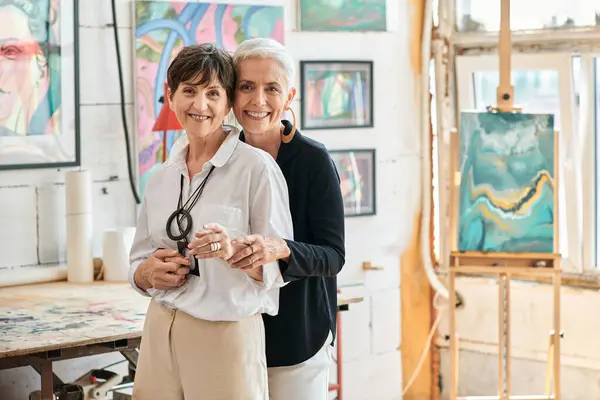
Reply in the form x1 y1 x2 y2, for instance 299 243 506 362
134 1 284 197
0 0 79 170
457 111 556 253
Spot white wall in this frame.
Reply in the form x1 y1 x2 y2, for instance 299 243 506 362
0 1 420 399
438 277 600 399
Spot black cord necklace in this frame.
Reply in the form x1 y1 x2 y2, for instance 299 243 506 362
165 165 216 276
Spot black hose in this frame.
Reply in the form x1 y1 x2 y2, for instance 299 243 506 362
110 0 141 204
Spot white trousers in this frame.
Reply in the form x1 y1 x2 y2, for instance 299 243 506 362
267 331 333 400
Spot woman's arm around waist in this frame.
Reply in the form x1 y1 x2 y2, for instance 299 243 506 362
229 149 345 279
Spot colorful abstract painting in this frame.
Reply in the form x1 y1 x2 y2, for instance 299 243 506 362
329 149 376 217
300 0 386 31
458 111 556 253
134 1 284 196
0 0 79 170
301 61 373 130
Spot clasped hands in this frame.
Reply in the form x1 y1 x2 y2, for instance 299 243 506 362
136 223 286 291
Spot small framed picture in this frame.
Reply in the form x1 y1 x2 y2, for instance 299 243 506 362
329 149 376 217
300 61 373 130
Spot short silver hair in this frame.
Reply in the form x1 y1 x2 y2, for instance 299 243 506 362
233 38 295 89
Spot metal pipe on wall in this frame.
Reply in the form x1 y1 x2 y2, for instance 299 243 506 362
420 0 450 301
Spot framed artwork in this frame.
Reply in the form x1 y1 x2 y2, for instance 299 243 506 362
329 149 376 217
300 61 373 130
133 1 284 197
0 0 80 170
299 0 386 32
456 111 557 253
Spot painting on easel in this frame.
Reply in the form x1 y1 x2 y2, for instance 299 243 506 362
457 111 556 253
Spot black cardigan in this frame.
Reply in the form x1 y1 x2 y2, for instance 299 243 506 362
241 120 346 367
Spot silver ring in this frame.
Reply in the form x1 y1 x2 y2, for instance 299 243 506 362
215 241 221 251
210 242 216 252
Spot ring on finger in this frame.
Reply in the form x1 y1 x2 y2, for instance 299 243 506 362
210 242 221 252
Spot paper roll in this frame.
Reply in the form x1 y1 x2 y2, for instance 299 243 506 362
65 170 93 215
102 227 136 282
66 213 94 283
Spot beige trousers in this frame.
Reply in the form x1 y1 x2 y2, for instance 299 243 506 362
132 299 268 400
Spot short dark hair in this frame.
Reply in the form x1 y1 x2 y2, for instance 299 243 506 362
167 43 235 105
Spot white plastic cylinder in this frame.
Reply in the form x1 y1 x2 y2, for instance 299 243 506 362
65 170 94 283
102 228 136 281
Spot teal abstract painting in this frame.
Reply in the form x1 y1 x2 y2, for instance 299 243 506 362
458 111 556 253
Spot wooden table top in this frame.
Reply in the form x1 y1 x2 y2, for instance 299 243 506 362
0 282 148 358
0 281 364 359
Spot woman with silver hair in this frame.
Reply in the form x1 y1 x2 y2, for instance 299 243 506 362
227 38 346 400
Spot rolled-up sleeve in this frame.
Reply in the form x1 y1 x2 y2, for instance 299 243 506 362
248 157 294 290
128 196 155 297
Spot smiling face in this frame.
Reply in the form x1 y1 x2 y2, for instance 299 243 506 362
233 57 296 136
169 73 231 140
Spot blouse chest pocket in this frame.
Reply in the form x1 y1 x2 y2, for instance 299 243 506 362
194 204 246 238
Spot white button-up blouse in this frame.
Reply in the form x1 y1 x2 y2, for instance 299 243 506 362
128 127 293 321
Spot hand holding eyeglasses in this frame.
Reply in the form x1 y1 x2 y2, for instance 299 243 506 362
188 223 235 261
135 248 190 291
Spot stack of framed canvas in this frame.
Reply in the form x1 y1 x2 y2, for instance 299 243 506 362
294 1 386 221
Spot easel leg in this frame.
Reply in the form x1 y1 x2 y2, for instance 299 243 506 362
497 274 503 398
553 270 561 400
450 268 458 399
544 333 554 395
498 273 511 400
506 274 511 398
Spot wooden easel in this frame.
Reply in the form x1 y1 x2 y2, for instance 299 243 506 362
447 0 562 399
448 253 562 400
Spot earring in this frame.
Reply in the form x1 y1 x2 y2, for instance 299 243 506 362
282 107 296 144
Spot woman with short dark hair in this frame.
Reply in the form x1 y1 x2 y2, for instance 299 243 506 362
128 43 293 400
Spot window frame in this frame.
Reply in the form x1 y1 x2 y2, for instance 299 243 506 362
453 26 600 49
451 0 600 48
580 54 599 271
432 0 600 285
